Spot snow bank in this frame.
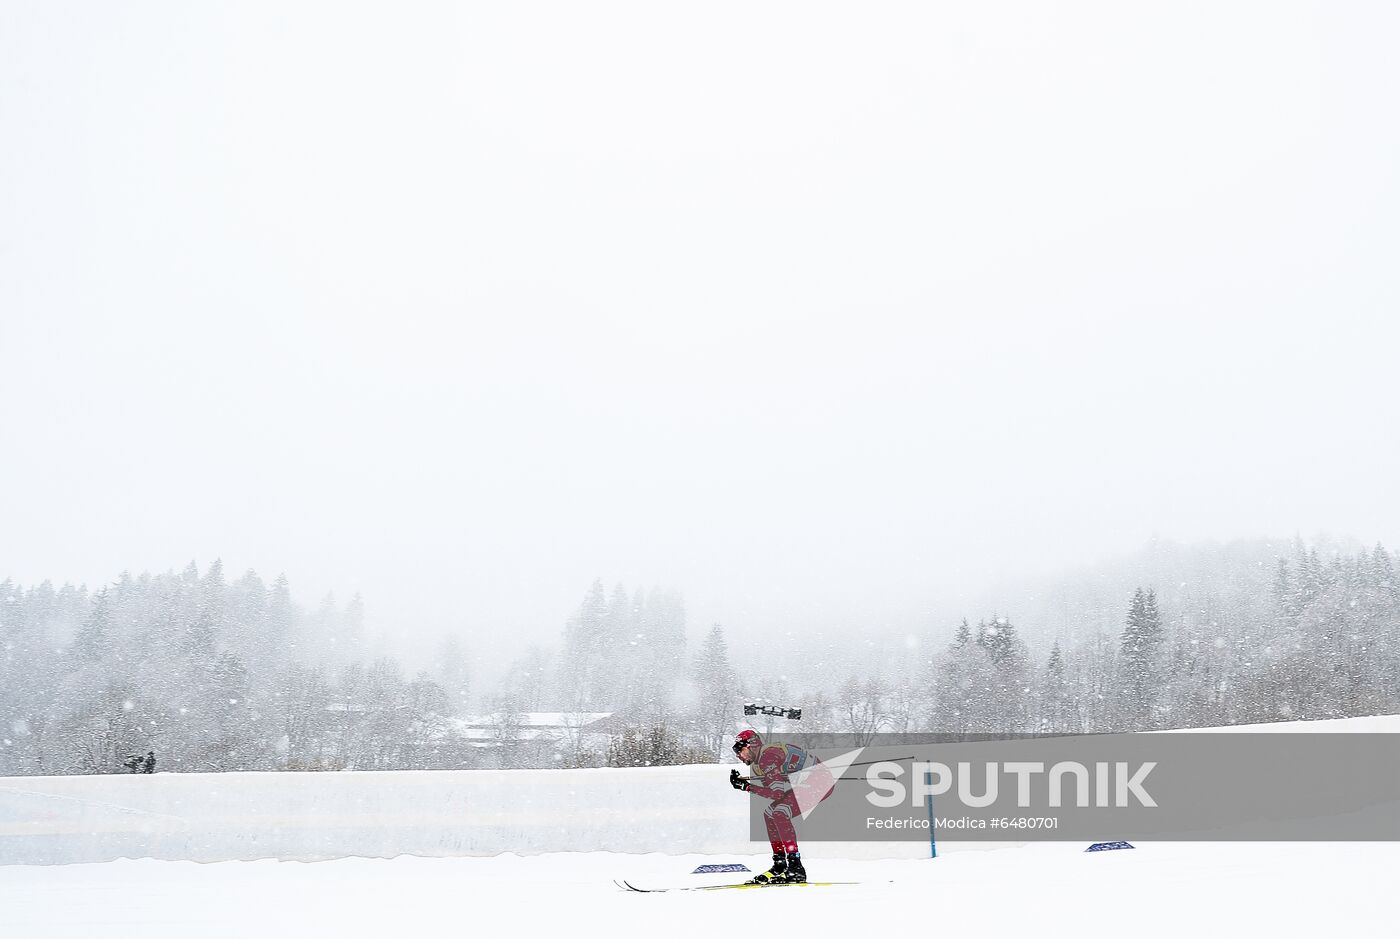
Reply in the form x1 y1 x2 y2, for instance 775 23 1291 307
0 763 756 865
3 714 1396 866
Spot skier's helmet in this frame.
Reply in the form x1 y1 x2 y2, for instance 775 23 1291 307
732 729 762 755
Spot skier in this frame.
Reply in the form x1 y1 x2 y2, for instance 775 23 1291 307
728 728 834 884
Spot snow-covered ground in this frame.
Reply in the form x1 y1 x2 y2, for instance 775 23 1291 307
3 841 1394 938
3 715 1396 937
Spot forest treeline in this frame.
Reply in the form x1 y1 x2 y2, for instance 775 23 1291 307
1 540 1396 776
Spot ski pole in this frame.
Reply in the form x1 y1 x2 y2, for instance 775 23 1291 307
734 756 917 782
837 756 916 768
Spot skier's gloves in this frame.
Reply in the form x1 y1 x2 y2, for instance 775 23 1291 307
729 769 751 791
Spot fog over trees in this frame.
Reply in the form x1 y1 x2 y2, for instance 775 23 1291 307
2 537 1397 776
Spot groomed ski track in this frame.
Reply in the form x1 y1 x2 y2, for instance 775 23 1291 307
3 842 1395 938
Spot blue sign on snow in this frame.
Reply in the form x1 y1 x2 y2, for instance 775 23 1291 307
693 863 752 874
1086 841 1135 852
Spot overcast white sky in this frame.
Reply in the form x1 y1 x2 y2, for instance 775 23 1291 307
2 2 1398 673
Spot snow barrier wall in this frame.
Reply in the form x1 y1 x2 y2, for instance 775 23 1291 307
0 763 780 865
3 715 1394 865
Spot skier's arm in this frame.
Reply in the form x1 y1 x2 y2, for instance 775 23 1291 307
729 769 790 801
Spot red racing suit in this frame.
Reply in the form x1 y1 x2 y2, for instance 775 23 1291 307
741 742 835 854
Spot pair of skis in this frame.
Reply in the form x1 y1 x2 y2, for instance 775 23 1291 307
614 879 854 893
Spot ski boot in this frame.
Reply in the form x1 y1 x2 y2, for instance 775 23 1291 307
747 852 788 885
783 852 807 884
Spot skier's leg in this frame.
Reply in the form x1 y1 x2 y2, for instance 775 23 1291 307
747 794 796 884
764 792 804 883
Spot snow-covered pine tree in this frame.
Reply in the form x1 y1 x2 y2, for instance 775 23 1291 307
692 624 738 758
1117 587 1164 729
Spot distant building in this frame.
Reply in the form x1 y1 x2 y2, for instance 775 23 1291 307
452 712 613 752
400 712 614 767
